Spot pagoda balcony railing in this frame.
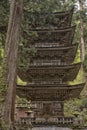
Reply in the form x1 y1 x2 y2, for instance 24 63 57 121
31 79 63 84
30 43 65 48
19 117 75 126
27 81 64 85
29 42 76 48
30 60 67 66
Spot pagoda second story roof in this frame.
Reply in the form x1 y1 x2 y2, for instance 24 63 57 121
30 44 78 64
29 26 75 47
28 7 74 29
18 62 81 82
17 83 85 101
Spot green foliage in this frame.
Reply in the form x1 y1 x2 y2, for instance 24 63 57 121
17 76 27 85
74 47 81 63
23 0 75 28
84 50 87 71
69 68 85 85
0 60 8 103
0 35 4 65
16 96 31 112
0 35 7 103
0 0 9 27
18 44 37 71
65 98 82 116
0 1 9 102
65 98 87 126
0 119 7 130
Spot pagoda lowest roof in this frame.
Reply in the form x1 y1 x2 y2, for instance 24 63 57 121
17 83 85 101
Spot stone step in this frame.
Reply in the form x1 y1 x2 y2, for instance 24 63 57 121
31 127 72 130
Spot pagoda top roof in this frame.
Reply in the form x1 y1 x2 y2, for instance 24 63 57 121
34 43 77 50
27 7 74 15
28 61 81 68
17 82 85 101
18 82 84 88
28 7 74 29
29 25 76 31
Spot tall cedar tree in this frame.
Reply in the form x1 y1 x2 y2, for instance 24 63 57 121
79 0 85 61
3 0 23 129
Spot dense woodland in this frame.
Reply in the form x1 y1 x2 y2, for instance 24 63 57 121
0 0 87 129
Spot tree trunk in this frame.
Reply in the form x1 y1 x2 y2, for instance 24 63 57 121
3 0 23 129
79 0 85 62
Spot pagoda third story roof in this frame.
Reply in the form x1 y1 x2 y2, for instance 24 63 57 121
29 26 75 46
28 7 74 29
17 83 85 101
30 44 78 64
18 62 81 82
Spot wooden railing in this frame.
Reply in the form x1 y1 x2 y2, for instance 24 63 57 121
30 60 67 66
19 117 75 126
28 81 64 85
30 62 61 66
30 43 64 48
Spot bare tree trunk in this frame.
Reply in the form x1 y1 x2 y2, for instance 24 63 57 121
11 68 17 122
3 0 23 129
79 0 85 62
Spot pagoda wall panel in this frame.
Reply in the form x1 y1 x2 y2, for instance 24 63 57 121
31 101 64 118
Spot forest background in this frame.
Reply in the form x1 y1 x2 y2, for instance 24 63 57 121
0 0 87 128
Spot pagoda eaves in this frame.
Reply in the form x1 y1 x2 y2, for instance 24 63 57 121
17 83 85 101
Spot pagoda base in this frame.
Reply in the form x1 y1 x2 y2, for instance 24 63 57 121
19 117 74 128
19 101 74 127
31 101 64 118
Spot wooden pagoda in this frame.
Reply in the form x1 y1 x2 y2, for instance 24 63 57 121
17 8 85 126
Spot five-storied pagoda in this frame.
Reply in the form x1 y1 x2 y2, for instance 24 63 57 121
17 7 85 128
